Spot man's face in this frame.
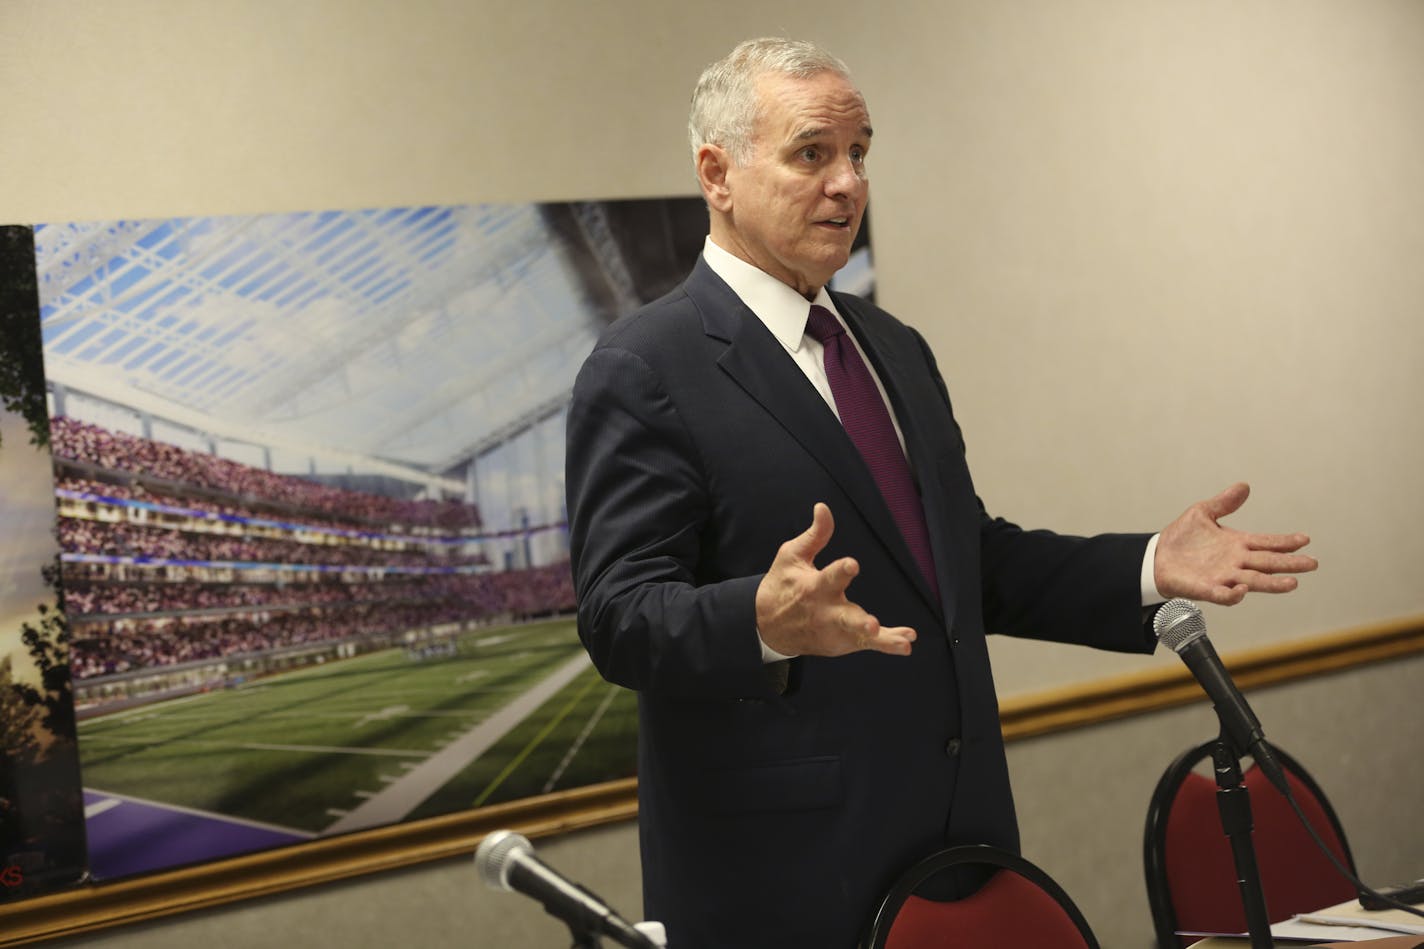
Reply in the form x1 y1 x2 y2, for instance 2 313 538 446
720 70 871 297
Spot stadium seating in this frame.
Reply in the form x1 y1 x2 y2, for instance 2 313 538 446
49 418 575 689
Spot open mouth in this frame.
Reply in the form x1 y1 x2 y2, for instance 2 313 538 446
818 216 852 229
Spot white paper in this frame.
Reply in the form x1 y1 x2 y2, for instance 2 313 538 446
1287 912 1424 937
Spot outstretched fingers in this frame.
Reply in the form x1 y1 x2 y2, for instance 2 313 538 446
755 503 917 658
784 502 836 564
1244 531 1314 554
1201 482 1251 520
1155 482 1317 604
1241 546 1318 574
864 622 917 656
821 555 861 597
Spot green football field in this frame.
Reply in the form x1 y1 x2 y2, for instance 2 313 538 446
75 619 639 834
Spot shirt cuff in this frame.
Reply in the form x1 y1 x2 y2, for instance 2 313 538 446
757 628 796 663
1141 533 1165 606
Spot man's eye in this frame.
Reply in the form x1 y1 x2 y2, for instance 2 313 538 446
799 147 819 161
851 146 866 163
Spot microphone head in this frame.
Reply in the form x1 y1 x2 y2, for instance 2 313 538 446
1154 598 1207 653
475 830 531 892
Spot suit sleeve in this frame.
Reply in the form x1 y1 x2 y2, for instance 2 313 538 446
565 345 778 698
909 328 1157 655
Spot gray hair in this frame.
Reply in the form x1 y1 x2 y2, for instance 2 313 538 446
688 37 853 165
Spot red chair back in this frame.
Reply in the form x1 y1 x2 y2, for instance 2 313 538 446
885 868 1093 949
1146 743 1356 948
865 844 1099 949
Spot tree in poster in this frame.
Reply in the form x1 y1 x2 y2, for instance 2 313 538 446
0 601 85 900
0 226 50 451
0 224 85 900
13 597 77 742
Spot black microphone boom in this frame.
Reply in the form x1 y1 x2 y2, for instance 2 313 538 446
475 830 658 949
1154 599 1290 795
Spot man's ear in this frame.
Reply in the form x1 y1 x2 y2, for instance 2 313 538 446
696 144 735 213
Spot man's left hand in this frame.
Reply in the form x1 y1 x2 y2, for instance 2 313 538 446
1154 482 1318 606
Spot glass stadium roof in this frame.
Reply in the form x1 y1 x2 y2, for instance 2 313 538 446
34 204 603 476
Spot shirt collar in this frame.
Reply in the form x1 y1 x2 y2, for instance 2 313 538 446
702 237 841 353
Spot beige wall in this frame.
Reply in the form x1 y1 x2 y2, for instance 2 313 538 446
4 1 1422 945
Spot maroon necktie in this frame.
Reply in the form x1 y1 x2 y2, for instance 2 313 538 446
805 305 939 599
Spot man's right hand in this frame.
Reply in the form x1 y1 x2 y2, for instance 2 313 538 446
755 503 917 658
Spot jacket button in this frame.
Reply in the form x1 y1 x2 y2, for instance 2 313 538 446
944 738 962 758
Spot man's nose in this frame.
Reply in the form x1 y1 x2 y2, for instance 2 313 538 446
824 157 865 197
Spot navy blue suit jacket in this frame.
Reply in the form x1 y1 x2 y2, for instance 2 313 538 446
565 257 1154 948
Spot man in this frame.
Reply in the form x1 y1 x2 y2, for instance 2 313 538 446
565 38 1315 948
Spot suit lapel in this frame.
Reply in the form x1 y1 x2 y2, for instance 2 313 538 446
683 261 943 618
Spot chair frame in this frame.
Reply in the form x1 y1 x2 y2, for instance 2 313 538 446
862 843 1100 949
1143 739 1357 949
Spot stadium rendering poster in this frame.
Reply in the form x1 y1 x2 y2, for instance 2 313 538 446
2 199 874 897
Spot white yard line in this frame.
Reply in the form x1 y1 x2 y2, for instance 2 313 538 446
84 798 122 819
242 741 429 758
543 683 620 794
80 735 430 758
322 651 592 835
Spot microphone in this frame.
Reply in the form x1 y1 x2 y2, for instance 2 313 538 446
475 830 660 948
1154 599 1290 795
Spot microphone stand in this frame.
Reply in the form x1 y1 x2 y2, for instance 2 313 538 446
1208 735 1274 949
